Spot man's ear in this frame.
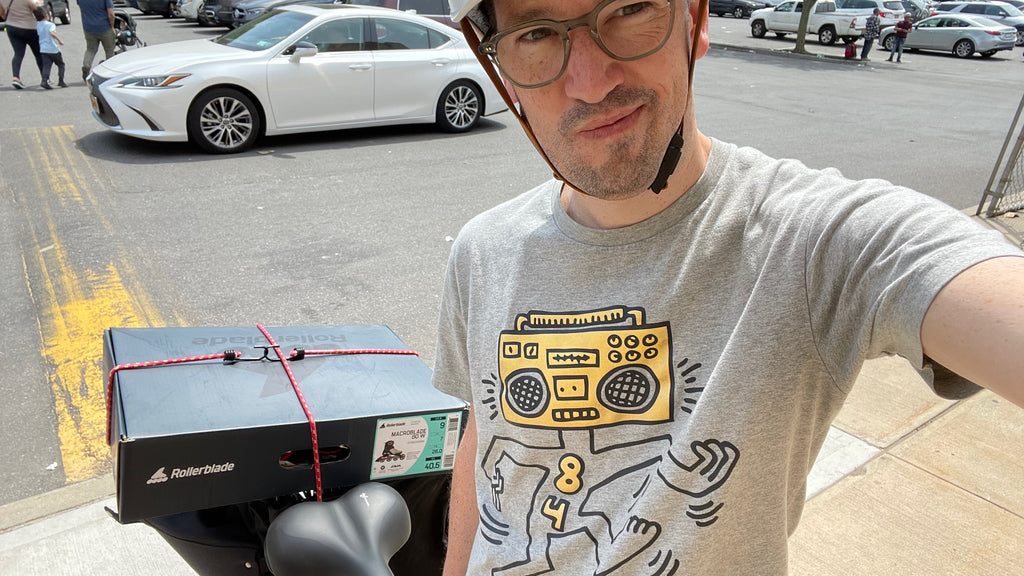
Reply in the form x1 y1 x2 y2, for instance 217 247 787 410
689 0 711 60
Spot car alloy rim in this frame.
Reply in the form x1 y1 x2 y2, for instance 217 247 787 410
200 96 253 149
445 86 479 129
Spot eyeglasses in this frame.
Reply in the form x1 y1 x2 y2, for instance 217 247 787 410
478 0 677 89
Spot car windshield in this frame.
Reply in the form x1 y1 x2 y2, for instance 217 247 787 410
883 1 903 9
1000 3 1024 15
215 9 316 51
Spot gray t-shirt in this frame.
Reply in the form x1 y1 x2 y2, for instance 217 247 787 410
432 139 1020 575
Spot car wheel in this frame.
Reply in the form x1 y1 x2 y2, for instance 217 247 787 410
751 20 766 38
818 25 836 46
1017 29 1024 46
60 11 70 25
733 6 745 18
953 38 974 58
187 88 262 154
715 11 724 16
436 81 481 133
882 34 894 51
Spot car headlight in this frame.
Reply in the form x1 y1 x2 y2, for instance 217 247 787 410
118 74 191 89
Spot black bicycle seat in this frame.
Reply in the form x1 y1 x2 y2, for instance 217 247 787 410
264 482 412 576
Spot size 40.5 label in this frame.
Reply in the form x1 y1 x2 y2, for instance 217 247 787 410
370 412 462 479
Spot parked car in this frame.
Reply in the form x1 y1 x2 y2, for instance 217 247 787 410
87 4 508 153
45 0 70 25
879 13 1016 55
349 0 455 28
113 0 141 8
933 1 1024 44
136 0 175 16
900 0 932 20
750 0 866 45
233 0 332 27
710 0 770 18
835 0 907 27
177 0 201 21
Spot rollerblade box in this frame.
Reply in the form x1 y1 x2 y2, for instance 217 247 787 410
104 325 469 523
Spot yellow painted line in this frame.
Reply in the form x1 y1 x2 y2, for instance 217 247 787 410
18 126 167 483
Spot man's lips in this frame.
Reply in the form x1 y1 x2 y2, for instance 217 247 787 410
576 106 643 139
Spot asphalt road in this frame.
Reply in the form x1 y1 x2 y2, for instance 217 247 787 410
0 9 1021 508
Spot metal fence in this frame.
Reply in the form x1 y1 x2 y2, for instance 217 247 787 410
978 92 1024 219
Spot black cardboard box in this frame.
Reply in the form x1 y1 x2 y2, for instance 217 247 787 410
104 325 468 523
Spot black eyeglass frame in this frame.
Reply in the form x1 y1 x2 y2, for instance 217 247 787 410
477 0 678 89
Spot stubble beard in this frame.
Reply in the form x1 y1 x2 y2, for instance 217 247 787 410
543 86 670 201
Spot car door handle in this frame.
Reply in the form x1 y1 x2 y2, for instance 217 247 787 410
430 58 452 67
349 63 372 71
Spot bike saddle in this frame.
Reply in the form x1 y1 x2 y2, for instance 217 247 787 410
264 482 412 576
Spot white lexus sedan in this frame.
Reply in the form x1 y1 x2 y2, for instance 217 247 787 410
88 4 507 153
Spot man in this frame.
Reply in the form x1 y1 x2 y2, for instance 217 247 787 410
431 1 1024 575
887 11 913 63
861 7 880 61
77 0 114 80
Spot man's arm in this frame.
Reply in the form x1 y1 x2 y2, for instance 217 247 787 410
921 256 1024 408
107 7 115 29
443 408 478 576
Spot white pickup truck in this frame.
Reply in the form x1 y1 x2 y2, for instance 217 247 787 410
750 0 866 45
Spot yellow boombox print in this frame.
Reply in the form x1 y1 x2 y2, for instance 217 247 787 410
497 306 674 429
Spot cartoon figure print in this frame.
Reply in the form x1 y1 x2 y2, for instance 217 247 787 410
476 306 739 576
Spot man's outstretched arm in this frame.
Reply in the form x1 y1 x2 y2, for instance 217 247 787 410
443 408 478 576
921 256 1024 408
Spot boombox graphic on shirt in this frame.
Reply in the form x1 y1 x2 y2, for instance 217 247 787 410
497 306 674 429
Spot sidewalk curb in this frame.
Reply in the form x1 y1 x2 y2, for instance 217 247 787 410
0 475 114 535
711 40 874 64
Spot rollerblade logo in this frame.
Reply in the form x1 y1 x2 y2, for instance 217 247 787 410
147 467 168 484
146 462 236 486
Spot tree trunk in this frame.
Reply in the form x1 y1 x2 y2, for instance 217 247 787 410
794 0 818 54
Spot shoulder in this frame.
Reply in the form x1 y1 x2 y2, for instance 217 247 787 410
460 182 555 237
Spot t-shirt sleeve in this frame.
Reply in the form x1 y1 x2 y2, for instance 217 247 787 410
430 235 473 403
800 175 1022 390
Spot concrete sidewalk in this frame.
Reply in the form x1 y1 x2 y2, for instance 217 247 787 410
1 37 1023 576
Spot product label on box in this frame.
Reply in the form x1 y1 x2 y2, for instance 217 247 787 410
370 412 462 479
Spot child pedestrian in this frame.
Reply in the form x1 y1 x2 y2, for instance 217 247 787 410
34 6 66 89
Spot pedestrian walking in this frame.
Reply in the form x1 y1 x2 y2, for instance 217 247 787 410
861 7 880 60
433 1 1024 575
34 6 65 88
2 0 44 89
887 12 913 63
77 0 115 81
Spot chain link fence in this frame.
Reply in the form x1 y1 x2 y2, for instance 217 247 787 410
977 92 1024 247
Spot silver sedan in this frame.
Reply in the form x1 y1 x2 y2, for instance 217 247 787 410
880 14 1017 57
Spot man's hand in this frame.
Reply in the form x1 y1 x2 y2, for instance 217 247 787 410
660 439 739 498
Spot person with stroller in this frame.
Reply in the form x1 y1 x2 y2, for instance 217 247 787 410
2 0 44 89
34 6 65 88
77 0 115 81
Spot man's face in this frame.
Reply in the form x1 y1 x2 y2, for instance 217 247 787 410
490 0 694 200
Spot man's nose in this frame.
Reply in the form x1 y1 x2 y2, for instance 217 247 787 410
561 27 624 104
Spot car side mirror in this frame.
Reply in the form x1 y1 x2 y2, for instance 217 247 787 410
284 41 318 60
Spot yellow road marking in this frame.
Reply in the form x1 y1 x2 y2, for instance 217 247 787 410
18 126 167 483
